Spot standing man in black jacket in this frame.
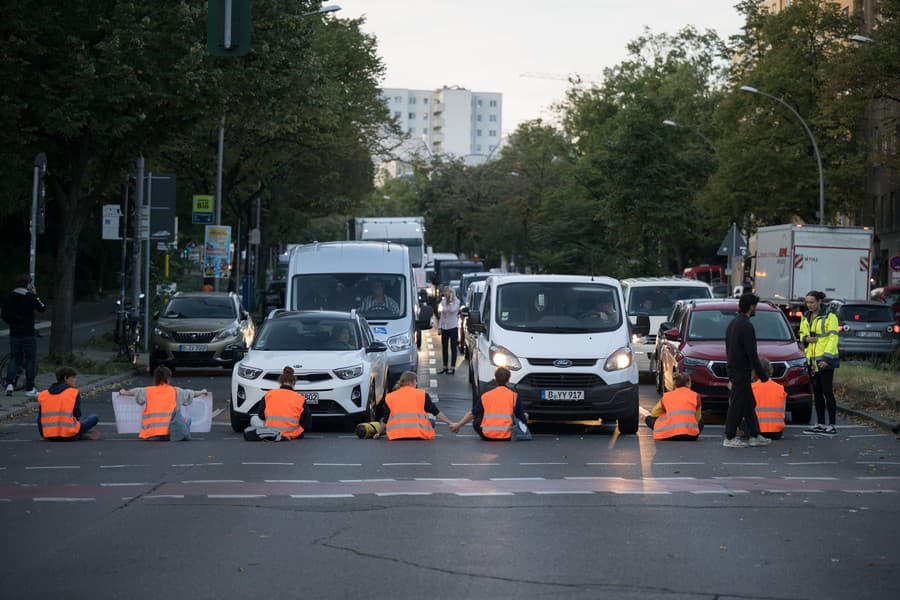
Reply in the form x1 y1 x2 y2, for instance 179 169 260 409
723 293 771 448
2 274 46 397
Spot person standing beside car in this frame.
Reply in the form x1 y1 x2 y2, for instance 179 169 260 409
437 287 461 374
723 293 771 448
800 290 840 436
2 274 46 397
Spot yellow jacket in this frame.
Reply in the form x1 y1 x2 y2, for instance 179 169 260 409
799 309 840 371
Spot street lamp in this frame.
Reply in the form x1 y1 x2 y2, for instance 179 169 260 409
849 33 874 43
739 85 825 225
302 4 341 17
661 119 717 154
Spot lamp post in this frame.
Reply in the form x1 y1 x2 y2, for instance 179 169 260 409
739 85 825 225
661 119 717 154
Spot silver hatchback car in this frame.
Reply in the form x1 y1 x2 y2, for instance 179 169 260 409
828 300 900 358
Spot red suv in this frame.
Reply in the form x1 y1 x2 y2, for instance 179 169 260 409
654 299 812 424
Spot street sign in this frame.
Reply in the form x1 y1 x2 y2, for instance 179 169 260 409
102 204 122 240
137 205 150 239
204 225 232 279
249 227 260 245
716 223 748 257
192 195 214 224
148 173 176 242
890 255 900 272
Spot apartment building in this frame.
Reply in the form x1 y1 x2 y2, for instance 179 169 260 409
377 86 503 182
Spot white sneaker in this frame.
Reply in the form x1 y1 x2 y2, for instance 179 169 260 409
723 437 749 448
5 384 12 397
24 388 38 397
748 435 772 447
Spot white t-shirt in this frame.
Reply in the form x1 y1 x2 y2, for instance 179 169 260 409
437 298 461 330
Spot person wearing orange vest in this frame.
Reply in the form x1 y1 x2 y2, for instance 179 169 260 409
450 367 528 440
373 371 452 440
244 366 311 441
645 373 703 441
118 366 207 441
37 366 99 441
752 357 786 440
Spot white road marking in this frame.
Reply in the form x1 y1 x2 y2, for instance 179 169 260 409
100 482 149 487
455 492 514 497
242 462 295 466
211 408 224 418
856 461 900 465
614 490 672 495
765 489 823 493
172 463 224 467
855 476 900 480
264 479 319 483
782 477 837 480
182 479 244 484
654 462 705 465
430 379 438 388
428 358 436 364
375 492 433 497
415 478 470 482
842 489 896 494
34 497 95 502
565 476 626 480
339 478 396 483
429 368 437 375
208 494 266 499
383 462 432 466
713 476 765 480
848 434 888 438
0 499 11 502
647 477 697 480
313 463 362 467
290 494 354 499
786 461 838 466
692 490 750 494
100 464 148 469
722 462 768 466
451 463 499 467
25 465 80 470
586 462 636 466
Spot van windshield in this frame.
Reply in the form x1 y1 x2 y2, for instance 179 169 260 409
291 273 407 320
627 286 711 317
496 282 621 333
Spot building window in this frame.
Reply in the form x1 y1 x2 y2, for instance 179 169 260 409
476 144 482 152
408 126 415 134
423 98 429 104
393 111 401 118
423 113 428 120
477 115 482 122
488 130 497 137
489 100 498 107
394 96 402 104
423 128 428 134
476 129 482 137
489 114 497 122
408 96 416 104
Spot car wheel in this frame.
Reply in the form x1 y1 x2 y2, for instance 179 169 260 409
229 402 250 433
655 361 664 396
365 385 378 422
415 328 422 349
617 403 640 435
791 403 812 425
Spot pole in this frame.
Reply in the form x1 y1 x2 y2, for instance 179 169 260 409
29 153 46 285
255 195 261 308
214 115 225 291
144 171 153 353
133 157 144 310
120 177 130 309
223 0 233 49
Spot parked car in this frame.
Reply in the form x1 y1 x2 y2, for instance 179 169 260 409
150 292 255 373
229 310 388 432
827 299 900 358
654 298 812 423
870 286 900 322
461 279 486 367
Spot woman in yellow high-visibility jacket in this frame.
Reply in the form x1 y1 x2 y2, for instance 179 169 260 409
798 291 840 436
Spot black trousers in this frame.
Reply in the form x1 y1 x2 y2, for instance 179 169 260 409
440 327 458 368
811 367 836 425
725 369 761 439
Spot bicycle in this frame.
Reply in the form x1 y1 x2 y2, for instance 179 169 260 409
115 295 143 365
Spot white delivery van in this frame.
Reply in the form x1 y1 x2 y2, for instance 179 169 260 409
620 277 713 374
286 241 432 387
467 274 649 433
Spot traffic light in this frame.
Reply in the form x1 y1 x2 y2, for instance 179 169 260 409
207 0 252 57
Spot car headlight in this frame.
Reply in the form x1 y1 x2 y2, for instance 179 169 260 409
489 345 521 370
213 325 239 342
153 327 172 339
387 333 411 352
334 364 364 380
604 346 633 371
787 357 807 368
237 363 263 380
683 356 709 367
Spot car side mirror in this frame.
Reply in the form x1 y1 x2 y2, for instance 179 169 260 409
367 341 388 353
663 328 680 341
225 342 248 359
660 321 674 332
416 304 434 329
467 310 484 333
634 313 651 337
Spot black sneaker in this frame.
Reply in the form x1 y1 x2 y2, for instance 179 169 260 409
822 425 837 436
804 424 827 435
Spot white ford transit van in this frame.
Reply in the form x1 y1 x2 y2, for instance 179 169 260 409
286 241 432 387
467 274 649 433
620 277 712 374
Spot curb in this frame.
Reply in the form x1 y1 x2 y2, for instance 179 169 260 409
78 370 137 396
837 403 897 432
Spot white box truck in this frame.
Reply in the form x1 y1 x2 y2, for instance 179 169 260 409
754 224 874 324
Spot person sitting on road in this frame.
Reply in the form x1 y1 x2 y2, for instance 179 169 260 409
37 366 100 441
359 279 400 315
751 357 786 440
373 371 453 440
118 366 207 441
450 366 529 440
644 373 703 441
244 366 310 441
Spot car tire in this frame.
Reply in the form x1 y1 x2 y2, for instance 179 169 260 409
617 403 640 435
416 328 422 349
791 403 812 425
229 402 250 433
655 361 664 396
365 385 378 422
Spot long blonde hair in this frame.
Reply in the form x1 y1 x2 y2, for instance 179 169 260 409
393 370 418 391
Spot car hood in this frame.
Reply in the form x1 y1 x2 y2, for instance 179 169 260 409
492 328 628 359
684 340 803 361
242 349 365 370
157 318 236 331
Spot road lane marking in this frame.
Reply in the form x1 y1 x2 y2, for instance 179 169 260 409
339 479 396 483
691 490 749 494
654 462 705 465
182 479 244 483
242 462 295 466
451 463 499 466
428 359 436 364
383 462 432 466
646 477 697 480
586 462 636 466
842 489 896 494
614 490 671 495
211 408 224 418
848 434 888 438
455 492 515 497
25 466 80 470
34 497 95 502
100 483 150 487
291 494 354 499
208 494 266 499
490 477 546 481
429 368 437 374
264 479 319 483
313 463 362 467
764 489 823 493
415 478 471 481
100 464 148 469
782 476 837 480
855 476 900 480
786 461 838 466
430 378 438 388
375 492 433 497
856 461 900 465
172 463 224 467
722 462 768 466
713 476 765 480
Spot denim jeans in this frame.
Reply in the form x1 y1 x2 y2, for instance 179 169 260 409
6 335 37 390
78 415 99 437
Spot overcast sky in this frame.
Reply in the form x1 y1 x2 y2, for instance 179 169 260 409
337 0 745 132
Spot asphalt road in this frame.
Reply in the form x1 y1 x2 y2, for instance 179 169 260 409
1 329 897 599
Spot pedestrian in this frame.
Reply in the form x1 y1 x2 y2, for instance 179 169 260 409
437 286 461 374
117 365 207 441
373 371 453 440
800 290 840 436
644 373 703 441
723 293 771 448
2 274 46 397
752 357 787 440
37 366 99 441
243 366 310 441
450 366 528 440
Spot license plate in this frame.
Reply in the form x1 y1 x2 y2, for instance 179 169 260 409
178 344 208 352
301 392 319 404
856 331 881 338
541 390 585 401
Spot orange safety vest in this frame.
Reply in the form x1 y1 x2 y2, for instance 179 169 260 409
385 387 434 440
480 386 517 440
140 385 177 439
264 388 306 439
653 387 701 440
38 387 81 438
752 379 787 433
